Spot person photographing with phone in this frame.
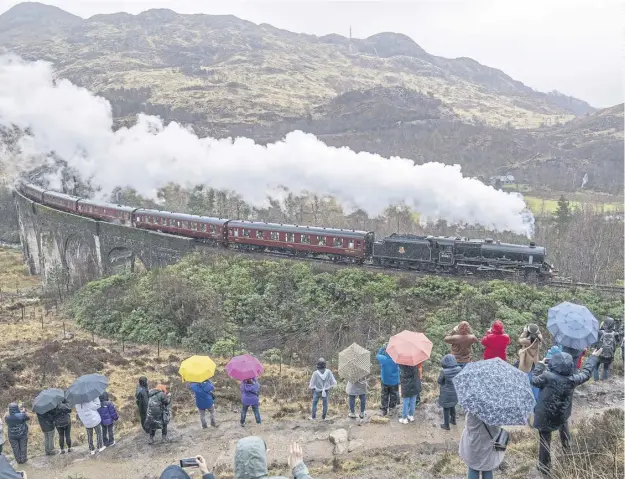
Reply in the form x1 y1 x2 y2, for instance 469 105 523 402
159 455 214 479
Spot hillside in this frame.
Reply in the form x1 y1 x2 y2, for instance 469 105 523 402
0 2 594 131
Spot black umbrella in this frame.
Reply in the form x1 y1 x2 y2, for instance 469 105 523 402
65 374 108 405
0 454 24 479
32 388 65 414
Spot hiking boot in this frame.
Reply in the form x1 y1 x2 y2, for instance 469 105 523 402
67 448 72 453
148 436 155 444
408 416 415 422
60 449 66 454
309 416 316 421
399 418 408 424
211 420 217 428
97 446 106 453
241 422 245 427
90 450 96 456
348 412 357 419
359 413 365 420
440 423 450 430
450 418 457 426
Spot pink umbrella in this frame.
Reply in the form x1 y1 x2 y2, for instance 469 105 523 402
387 330 433 366
225 354 264 381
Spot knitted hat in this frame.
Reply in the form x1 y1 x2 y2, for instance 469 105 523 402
528 324 539 335
545 345 562 360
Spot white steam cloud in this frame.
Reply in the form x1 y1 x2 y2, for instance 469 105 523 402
0 55 534 235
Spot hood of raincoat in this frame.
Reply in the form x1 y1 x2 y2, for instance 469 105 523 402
491 320 504 334
456 321 472 335
547 352 574 376
603 317 615 332
440 354 458 368
8 404 20 415
159 465 191 479
99 392 109 403
139 376 148 388
235 436 270 479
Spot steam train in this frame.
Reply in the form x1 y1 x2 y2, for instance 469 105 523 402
17 181 555 280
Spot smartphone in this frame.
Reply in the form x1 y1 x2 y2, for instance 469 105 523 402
180 458 198 468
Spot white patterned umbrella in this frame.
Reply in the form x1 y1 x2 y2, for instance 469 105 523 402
338 343 371 382
547 302 599 350
452 357 536 426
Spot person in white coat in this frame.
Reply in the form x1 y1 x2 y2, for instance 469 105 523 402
75 398 105 455
459 412 505 479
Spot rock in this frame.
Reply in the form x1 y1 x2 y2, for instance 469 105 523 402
313 431 328 441
62 332 74 340
329 428 348 455
370 416 390 424
348 439 364 452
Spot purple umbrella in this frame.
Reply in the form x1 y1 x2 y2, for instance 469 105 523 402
225 355 264 381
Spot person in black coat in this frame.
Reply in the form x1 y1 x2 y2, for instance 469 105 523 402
54 399 72 453
36 409 56 456
437 354 462 430
531 348 601 475
135 376 149 432
398 364 421 424
5 403 29 464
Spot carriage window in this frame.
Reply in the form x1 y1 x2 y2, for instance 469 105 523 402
209 225 216 233
256 230 265 239
286 233 295 242
348 240 354 249
270 231 279 241
355 240 361 247
233 229 239 237
333 238 343 247
243 229 250 238
318 236 326 246
301 234 310 244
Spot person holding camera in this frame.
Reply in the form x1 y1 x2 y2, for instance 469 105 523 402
531 348 601 475
159 455 214 479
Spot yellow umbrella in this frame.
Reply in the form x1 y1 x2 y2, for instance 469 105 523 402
179 355 217 383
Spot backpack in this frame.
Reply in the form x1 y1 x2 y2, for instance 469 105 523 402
600 331 616 358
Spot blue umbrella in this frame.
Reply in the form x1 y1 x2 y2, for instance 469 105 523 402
453 358 536 426
547 302 599 350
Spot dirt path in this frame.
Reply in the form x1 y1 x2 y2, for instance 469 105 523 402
19 376 624 479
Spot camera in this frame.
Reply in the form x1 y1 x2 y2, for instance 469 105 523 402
180 458 198 468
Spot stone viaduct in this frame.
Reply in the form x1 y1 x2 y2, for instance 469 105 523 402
13 189 199 289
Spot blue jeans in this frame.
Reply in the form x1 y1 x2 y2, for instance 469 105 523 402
241 405 261 425
312 390 328 419
468 468 493 479
401 395 417 418
593 358 612 381
348 394 366 415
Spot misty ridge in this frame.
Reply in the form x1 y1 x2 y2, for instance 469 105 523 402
0 54 534 236
0 2 622 196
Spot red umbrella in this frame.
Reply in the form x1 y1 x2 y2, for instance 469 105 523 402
387 330 433 366
225 354 264 381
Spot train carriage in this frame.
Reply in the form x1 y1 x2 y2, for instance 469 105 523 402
227 221 373 262
19 182 45 203
77 199 136 226
134 209 228 243
42 190 80 213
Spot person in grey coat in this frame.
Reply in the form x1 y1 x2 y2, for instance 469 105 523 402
345 378 367 419
234 436 313 479
459 412 505 479
308 358 337 420
438 354 462 430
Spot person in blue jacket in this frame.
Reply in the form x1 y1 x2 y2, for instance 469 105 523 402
189 379 216 429
376 345 400 416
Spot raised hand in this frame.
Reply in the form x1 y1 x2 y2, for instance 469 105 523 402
288 441 304 469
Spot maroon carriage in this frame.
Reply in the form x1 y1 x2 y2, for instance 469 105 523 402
226 221 374 262
77 199 136 226
134 209 228 244
42 190 80 213
19 182 45 203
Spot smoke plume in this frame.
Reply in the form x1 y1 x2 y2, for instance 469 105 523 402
0 55 534 235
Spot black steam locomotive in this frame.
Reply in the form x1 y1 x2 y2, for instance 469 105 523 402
373 234 553 280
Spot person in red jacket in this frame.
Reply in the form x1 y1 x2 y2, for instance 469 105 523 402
481 320 511 360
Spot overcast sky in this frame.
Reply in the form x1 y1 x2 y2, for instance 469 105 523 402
0 0 622 107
